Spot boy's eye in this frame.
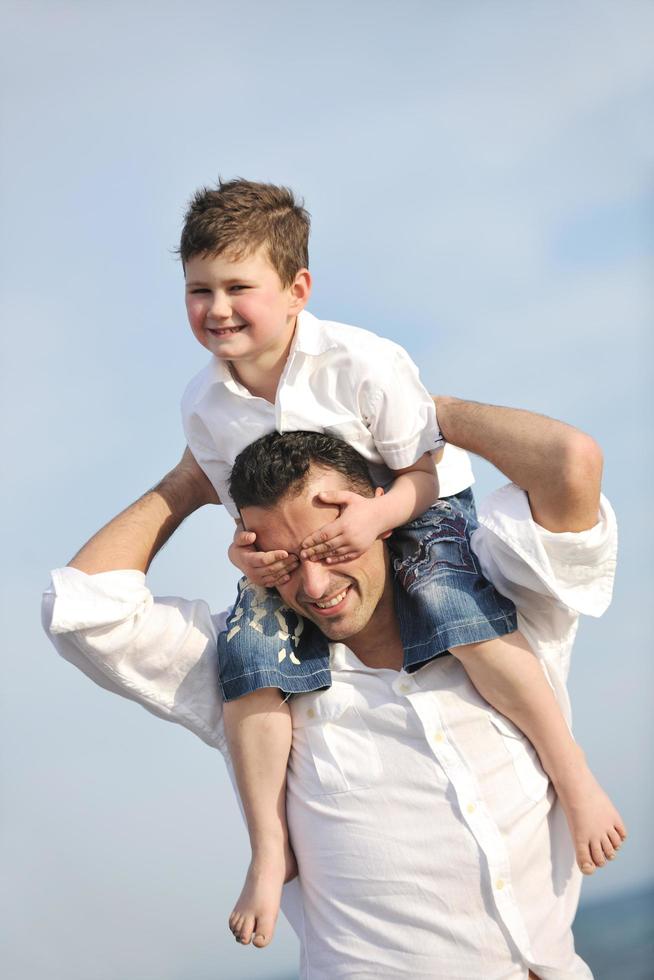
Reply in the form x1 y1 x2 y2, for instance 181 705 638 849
229 284 248 293
189 288 210 294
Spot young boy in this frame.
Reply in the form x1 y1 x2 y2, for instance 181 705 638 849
180 179 626 949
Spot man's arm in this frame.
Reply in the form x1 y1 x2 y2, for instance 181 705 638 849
68 447 219 574
45 448 225 750
435 397 603 532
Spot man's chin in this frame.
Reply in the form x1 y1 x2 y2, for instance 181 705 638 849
308 618 353 642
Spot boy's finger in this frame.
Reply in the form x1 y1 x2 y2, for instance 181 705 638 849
301 543 330 559
316 490 355 506
234 531 256 546
326 552 357 565
300 530 330 549
301 520 343 548
267 558 299 575
300 532 343 559
255 550 290 566
326 544 358 558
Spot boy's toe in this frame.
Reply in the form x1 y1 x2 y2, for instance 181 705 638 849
241 914 256 944
589 838 606 868
253 912 277 948
576 842 595 875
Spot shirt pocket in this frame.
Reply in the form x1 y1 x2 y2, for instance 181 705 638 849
488 710 550 803
290 688 384 796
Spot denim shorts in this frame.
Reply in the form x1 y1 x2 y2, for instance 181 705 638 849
217 488 518 701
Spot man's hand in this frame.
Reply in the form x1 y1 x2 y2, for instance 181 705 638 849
299 491 389 564
228 523 299 588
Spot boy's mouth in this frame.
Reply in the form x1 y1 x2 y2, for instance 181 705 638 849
206 325 245 337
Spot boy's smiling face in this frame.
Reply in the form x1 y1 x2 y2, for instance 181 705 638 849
184 247 311 367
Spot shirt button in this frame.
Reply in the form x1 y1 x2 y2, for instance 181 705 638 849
434 731 445 743
495 878 505 890
466 803 476 814
307 708 316 719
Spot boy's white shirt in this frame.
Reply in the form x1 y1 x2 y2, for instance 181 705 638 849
181 309 474 516
42 486 618 979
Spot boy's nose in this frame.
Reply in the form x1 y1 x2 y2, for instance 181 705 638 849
208 292 232 320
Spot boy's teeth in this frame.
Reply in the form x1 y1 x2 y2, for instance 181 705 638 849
315 589 347 609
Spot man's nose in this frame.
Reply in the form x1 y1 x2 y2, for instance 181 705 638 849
299 559 330 600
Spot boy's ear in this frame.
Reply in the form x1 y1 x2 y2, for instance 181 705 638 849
288 268 312 313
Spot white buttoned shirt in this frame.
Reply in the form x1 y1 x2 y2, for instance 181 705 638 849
181 310 474 516
43 485 617 979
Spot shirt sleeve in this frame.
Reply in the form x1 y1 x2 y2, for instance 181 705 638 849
42 566 228 752
359 342 444 470
181 376 226 497
471 484 618 701
473 484 617 617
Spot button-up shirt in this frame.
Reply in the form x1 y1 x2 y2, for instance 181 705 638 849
43 484 617 979
181 309 473 516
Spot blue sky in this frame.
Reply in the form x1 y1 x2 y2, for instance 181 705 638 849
2 2 653 978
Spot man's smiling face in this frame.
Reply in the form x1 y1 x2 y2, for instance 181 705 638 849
240 466 391 644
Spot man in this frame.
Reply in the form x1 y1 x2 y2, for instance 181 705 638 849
43 397 617 979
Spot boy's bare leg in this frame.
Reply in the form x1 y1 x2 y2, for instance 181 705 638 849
224 689 298 948
452 631 627 874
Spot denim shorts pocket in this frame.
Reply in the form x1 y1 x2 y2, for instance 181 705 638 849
394 503 478 590
488 711 550 802
291 689 384 796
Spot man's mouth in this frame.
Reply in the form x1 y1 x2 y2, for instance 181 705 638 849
308 586 351 615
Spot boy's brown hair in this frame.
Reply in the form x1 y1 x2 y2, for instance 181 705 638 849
179 178 310 286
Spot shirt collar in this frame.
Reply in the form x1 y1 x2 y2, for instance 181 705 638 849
292 310 339 356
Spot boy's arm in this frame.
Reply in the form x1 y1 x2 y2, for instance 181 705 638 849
368 452 438 526
434 396 603 532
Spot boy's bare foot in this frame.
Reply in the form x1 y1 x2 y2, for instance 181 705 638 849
552 747 627 875
229 839 298 948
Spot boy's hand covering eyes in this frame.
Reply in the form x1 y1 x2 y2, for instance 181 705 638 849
299 491 388 564
228 524 299 588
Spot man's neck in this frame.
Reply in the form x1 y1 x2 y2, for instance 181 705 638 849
345 579 404 671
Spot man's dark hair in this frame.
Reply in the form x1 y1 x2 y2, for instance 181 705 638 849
229 431 375 510
179 177 310 286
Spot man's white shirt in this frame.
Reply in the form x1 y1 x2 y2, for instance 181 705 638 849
181 309 474 516
43 485 617 979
